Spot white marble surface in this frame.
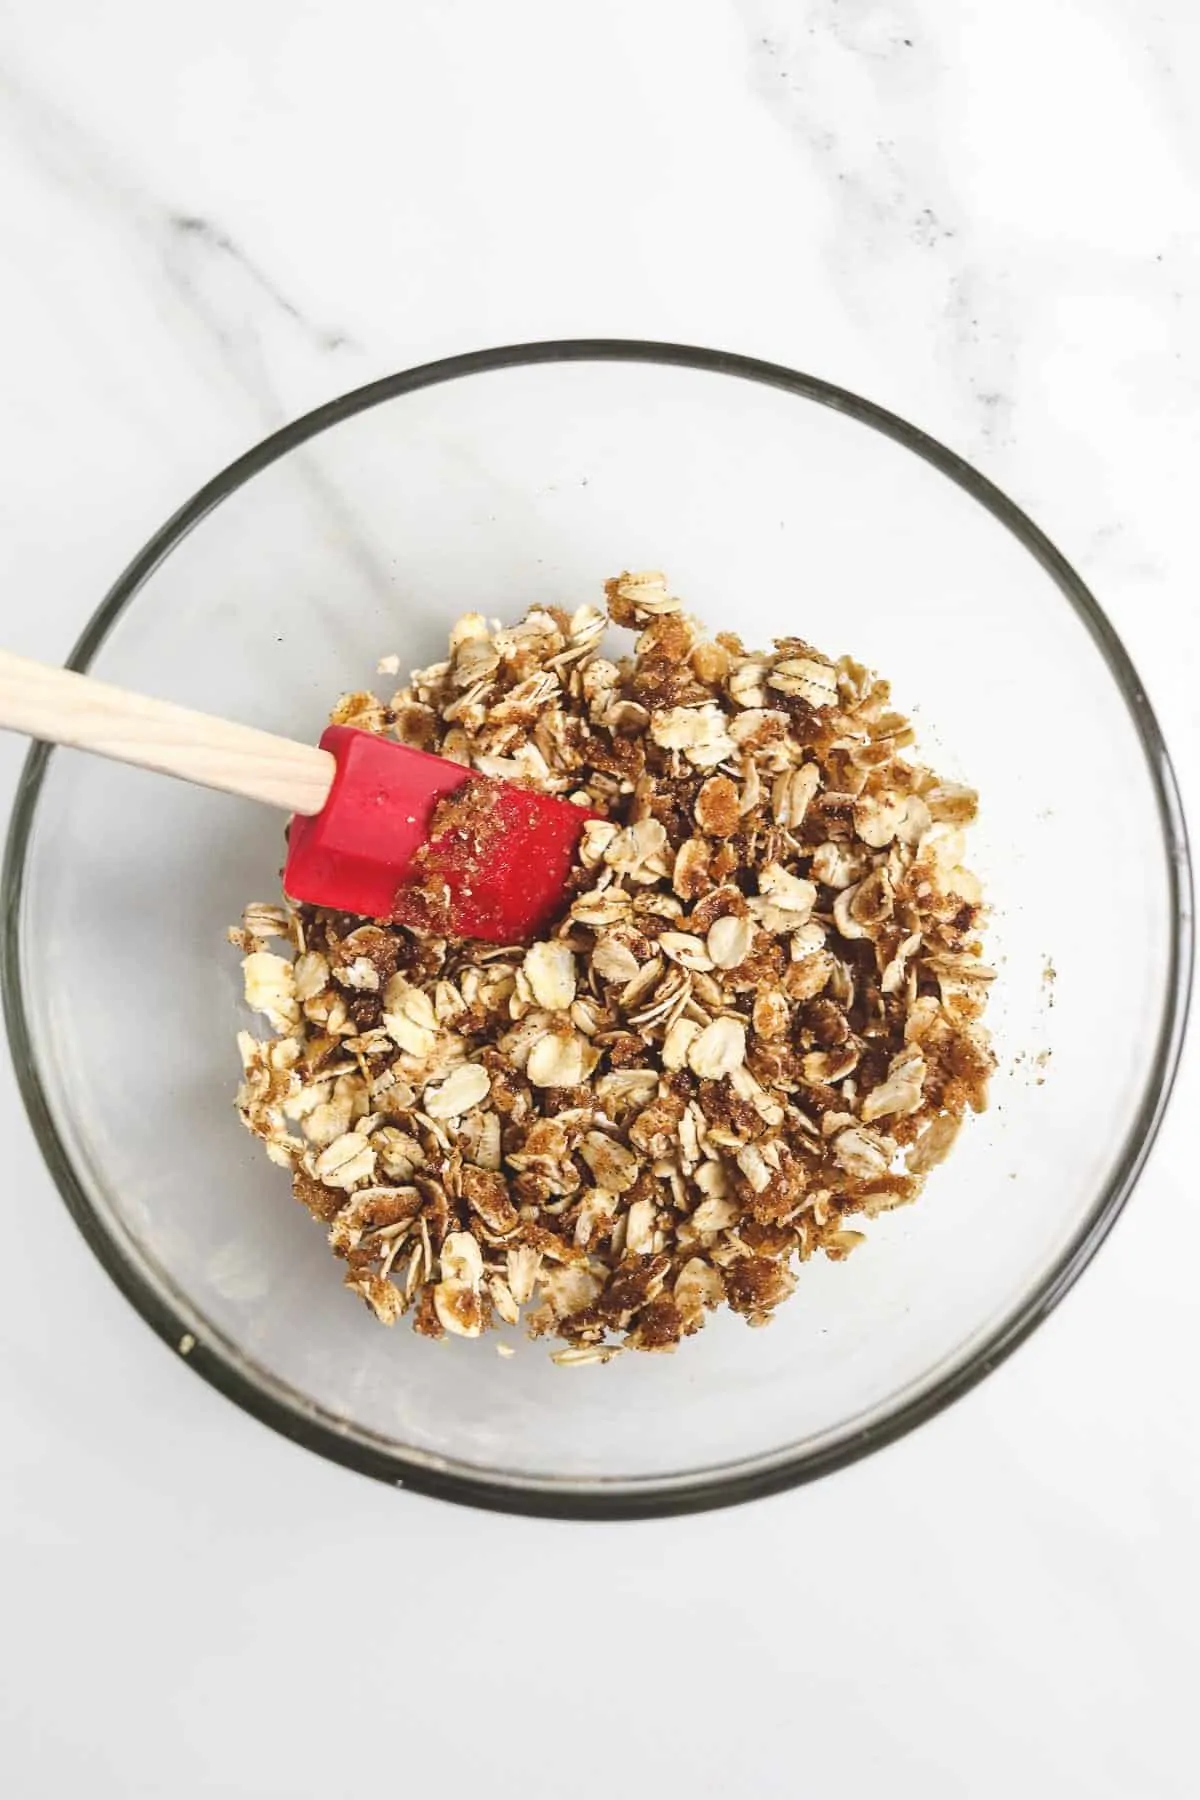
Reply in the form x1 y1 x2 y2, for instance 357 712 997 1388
1 2 1197 1794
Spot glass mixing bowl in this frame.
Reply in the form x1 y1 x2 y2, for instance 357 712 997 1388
3 343 1191 1517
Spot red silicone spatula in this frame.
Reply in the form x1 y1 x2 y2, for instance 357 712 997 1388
0 650 592 941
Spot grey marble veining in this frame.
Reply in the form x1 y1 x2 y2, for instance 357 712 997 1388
742 4 1021 449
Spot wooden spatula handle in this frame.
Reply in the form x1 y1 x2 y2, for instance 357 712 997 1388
0 648 336 816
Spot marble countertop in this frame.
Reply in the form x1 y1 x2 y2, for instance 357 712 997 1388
1 3 1197 1795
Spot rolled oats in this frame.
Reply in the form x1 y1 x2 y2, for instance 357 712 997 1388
772 762 821 830
433 1229 487 1337
522 940 577 1011
312 1131 377 1190
707 913 753 971
423 1061 491 1120
661 1015 701 1071
750 864 818 935
580 1132 640 1194
233 570 993 1359
688 1016 747 1080
241 951 299 1034
767 655 838 707
528 1029 596 1089
650 703 736 769
658 931 714 972
860 1047 927 1123
592 937 642 985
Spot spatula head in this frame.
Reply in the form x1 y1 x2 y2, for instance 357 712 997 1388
283 726 592 942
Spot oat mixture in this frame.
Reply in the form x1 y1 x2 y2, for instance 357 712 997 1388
231 572 994 1360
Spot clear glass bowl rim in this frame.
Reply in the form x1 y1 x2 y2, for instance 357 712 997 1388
2 339 1192 1520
